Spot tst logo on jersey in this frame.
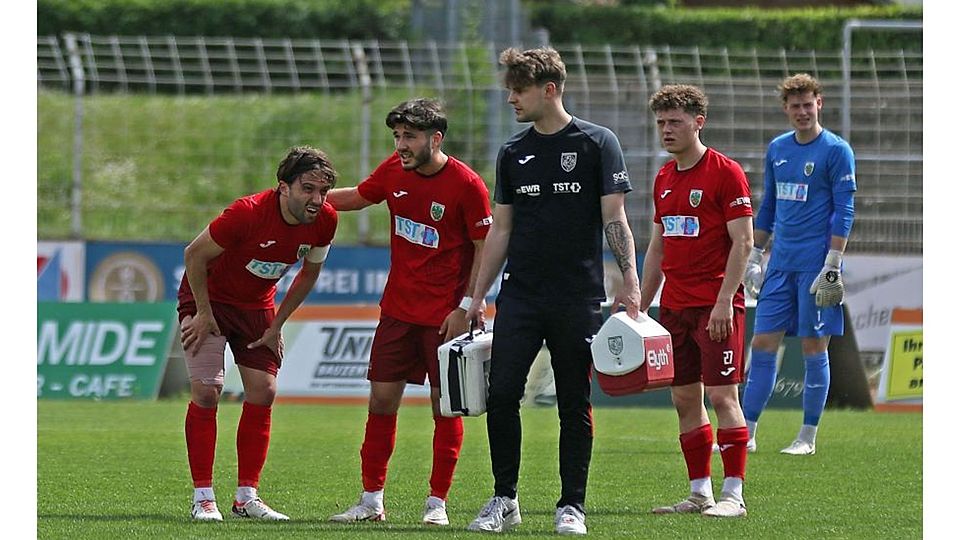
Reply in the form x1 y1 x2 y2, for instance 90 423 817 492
395 216 440 249
661 216 700 237
246 259 291 279
776 182 809 202
553 182 581 194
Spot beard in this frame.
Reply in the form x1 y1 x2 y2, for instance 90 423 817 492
400 143 432 171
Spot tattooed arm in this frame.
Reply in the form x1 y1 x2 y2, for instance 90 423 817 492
601 193 641 318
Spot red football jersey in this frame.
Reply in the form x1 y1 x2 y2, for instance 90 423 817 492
653 148 753 309
179 189 338 309
358 153 492 326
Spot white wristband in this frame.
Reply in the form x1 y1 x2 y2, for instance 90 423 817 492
458 296 473 311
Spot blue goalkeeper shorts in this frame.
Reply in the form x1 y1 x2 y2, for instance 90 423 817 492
754 269 844 338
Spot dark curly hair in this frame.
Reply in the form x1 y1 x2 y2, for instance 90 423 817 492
276 146 337 187
648 84 709 118
385 98 447 135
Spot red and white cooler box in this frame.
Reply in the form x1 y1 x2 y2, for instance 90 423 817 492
438 329 493 417
591 311 674 396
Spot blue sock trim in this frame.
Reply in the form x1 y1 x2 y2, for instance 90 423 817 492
802 352 830 426
741 349 778 423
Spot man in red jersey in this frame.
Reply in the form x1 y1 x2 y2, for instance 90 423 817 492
326 98 492 526
178 146 339 522
641 85 754 518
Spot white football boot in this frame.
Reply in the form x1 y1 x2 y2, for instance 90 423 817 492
555 505 587 535
467 495 521 532
780 439 816 455
422 495 449 526
191 499 223 522
231 498 290 520
702 492 747 518
651 493 716 514
329 491 386 523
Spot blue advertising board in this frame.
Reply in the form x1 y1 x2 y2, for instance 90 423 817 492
85 241 398 304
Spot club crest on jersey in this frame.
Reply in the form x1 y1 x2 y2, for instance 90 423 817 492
430 201 445 221
297 244 311 260
689 189 703 208
560 152 578 173
607 336 624 355
804 161 815 177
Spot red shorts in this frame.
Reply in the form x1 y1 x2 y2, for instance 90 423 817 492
659 306 745 387
367 316 443 387
177 299 281 378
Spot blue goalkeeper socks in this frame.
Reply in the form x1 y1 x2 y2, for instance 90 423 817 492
741 349 778 423
802 352 831 426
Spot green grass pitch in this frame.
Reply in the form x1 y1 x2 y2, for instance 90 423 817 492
37 400 921 539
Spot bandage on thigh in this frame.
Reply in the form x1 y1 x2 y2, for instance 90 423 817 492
185 335 228 386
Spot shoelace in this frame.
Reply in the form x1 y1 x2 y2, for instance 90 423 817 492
199 500 217 512
479 498 505 518
558 507 582 524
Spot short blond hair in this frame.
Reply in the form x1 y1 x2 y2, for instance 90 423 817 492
778 73 822 103
648 84 708 118
499 47 566 91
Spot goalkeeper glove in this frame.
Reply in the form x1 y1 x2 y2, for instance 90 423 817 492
742 246 764 298
809 249 844 307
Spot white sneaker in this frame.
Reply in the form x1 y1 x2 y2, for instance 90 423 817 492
651 493 715 514
702 492 747 518
232 498 290 520
555 505 587 535
467 495 521 532
191 499 223 521
780 439 816 455
712 438 757 453
329 492 386 523
422 496 449 526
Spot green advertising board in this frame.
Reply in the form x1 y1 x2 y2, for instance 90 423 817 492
37 302 177 400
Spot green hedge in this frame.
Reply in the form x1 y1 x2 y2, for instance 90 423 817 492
529 4 922 51
40 0 921 51
38 0 410 40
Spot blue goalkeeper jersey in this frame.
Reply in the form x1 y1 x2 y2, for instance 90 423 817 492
756 128 856 272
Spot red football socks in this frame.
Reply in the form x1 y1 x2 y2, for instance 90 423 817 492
185 401 217 488
680 424 714 481
360 413 398 492
236 401 272 488
717 426 749 480
429 415 464 500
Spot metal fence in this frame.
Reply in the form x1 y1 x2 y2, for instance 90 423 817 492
38 33 922 253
